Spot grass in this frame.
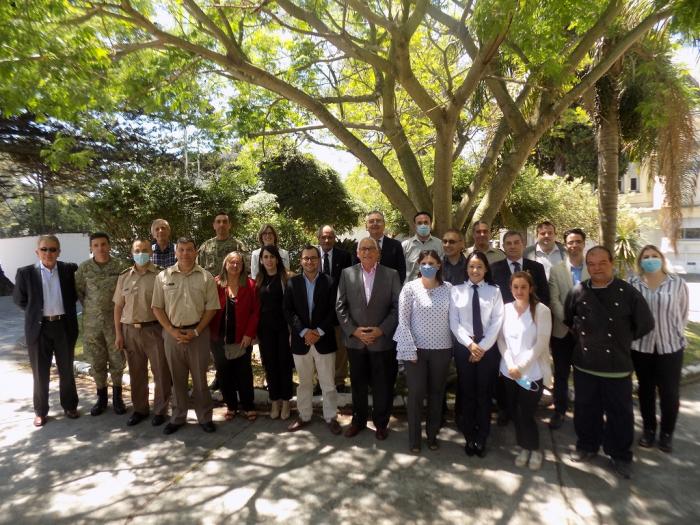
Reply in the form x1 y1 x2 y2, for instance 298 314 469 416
684 322 700 366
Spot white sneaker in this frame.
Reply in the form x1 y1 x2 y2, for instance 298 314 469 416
515 449 530 468
270 400 280 419
529 450 543 470
280 400 291 420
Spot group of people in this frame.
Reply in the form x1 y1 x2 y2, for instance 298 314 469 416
13 211 688 480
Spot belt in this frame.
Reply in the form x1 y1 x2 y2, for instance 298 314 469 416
175 323 199 330
43 315 64 322
128 321 159 328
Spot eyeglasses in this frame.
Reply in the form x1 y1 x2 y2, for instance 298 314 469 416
39 247 58 253
442 239 458 245
358 246 378 252
301 256 319 262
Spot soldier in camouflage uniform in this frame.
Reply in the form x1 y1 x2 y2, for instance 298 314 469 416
197 212 248 391
76 232 128 416
197 212 248 276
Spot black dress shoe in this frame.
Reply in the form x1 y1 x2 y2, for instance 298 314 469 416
375 427 389 441
64 409 80 419
151 414 167 427
344 423 365 438
610 458 632 479
464 442 475 457
127 412 147 426
638 429 656 448
548 412 565 430
570 449 597 462
473 442 487 458
200 421 216 433
33 415 47 427
163 422 184 435
658 432 673 453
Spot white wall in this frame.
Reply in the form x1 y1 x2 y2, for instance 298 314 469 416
0 234 90 284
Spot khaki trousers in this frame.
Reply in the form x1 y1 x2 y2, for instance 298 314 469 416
122 323 172 416
294 346 337 422
163 327 213 424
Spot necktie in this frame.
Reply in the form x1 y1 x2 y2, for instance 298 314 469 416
323 252 331 275
512 261 521 273
472 284 484 343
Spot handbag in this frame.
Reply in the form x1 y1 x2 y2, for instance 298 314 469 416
223 289 246 360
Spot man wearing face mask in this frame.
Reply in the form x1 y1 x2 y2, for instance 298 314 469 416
402 211 444 282
113 239 172 427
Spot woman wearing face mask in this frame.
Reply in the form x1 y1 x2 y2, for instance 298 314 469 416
250 224 290 279
394 250 453 453
449 251 504 458
497 271 552 470
210 252 260 421
628 245 688 453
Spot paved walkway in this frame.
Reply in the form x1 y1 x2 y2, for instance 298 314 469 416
1 297 699 524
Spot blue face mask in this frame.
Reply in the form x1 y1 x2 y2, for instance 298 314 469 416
640 257 663 273
515 375 539 392
420 264 438 279
416 224 431 237
133 252 150 266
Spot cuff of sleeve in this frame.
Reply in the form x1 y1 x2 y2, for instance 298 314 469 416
316 328 325 337
396 346 417 361
300 328 308 337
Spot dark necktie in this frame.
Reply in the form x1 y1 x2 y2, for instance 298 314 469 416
323 252 331 275
512 261 521 273
472 284 484 343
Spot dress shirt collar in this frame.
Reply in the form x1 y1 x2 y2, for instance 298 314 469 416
173 262 203 275
38 261 57 274
468 279 486 288
361 263 378 276
303 272 319 285
507 258 524 271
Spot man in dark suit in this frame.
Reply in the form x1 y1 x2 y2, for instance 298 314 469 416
336 237 401 440
490 230 550 307
490 230 550 426
364 210 406 284
284 245 341 434
13 235 80 426
318 225 353 392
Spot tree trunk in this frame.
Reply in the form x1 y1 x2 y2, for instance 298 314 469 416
432 123 456 236
595 73 620 251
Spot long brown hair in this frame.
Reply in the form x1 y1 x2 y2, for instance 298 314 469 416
256 244 288 289
510 270 539 318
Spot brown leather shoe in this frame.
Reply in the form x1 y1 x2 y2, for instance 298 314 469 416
328 418 342 435
344 424 365 438
64 409 80 419
375 427 389 441
33 415 46 427
287 418 309 432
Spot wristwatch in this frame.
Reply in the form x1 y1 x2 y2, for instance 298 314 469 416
193 328 199 337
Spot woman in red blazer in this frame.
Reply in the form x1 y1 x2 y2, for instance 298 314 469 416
210 252 260 421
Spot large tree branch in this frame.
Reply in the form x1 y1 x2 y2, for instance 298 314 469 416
249 122 383 136
345 0 396 32
549 7 674 125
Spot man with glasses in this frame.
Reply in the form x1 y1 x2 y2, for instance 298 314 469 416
364 210 406 284
284 245 341 434
14 235 81 426
441 229 467 285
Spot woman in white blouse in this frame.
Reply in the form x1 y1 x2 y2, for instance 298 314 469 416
449 251 504 458
629 245 689 453
394 249 453 453
250 224 290 278
497 271 552 470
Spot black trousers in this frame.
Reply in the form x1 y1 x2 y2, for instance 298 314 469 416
213 342 255 412
631 349 683 435
573 368 633 462
505 376 543 450
347 347 395 429
405 348 452 449
551 333 575 415
454 343 500 445
28 318 78 417
257 323 294 401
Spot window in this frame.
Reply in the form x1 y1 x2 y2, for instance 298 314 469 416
681 228 700 239
629 176 638 192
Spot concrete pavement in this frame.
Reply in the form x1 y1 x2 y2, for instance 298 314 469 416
1 296 699 524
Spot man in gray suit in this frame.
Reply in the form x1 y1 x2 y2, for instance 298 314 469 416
336 237 401 440
548 228 589 429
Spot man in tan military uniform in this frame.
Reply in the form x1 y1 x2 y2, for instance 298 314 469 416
113 239 172 427
197 212 248 275
152 237 220 435
76 232 128 416
466 220 506 265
